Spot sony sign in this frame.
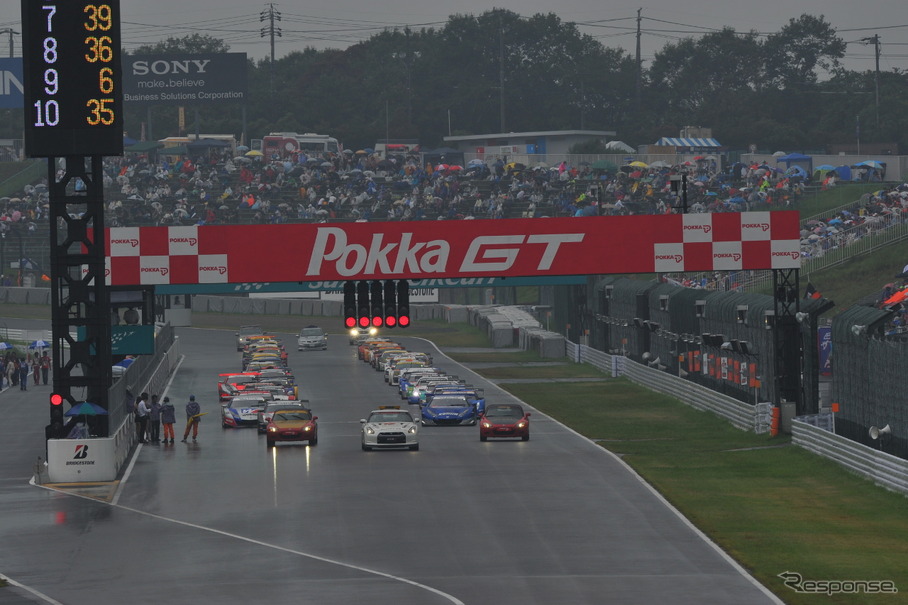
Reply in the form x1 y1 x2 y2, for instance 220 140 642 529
122 53 247 105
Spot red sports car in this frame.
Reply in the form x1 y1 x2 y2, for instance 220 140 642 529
217 372 260 401
479 404 530 441
265 409 318 447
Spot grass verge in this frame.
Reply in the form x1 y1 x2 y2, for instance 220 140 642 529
497 377 908 605
472 362 606 380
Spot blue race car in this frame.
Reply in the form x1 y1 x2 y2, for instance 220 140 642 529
427 386 486 415
421 394 477 426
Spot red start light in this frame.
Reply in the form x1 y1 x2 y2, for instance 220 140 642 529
345 317 357 328
398 315 410 327
358 316 370 328
372 316 383 327
50 393 64 406
385 316 397 327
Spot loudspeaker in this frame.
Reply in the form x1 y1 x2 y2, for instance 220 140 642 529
869 424 891 440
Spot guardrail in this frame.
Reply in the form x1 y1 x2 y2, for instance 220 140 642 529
792 419 908 496
564 341 772 433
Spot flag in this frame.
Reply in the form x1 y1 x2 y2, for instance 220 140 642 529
805 283 822 299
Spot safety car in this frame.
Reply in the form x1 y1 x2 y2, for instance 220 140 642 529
297 325 328 351
236 325 264 351
360 406 419 451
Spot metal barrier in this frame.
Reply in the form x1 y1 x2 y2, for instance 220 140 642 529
568 336 908 494
792 419 908 496
565 340 772 434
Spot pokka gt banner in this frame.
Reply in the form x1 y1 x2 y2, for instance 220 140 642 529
123 53 247 105
102 212 801 286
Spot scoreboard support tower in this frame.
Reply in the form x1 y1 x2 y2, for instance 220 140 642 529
47 157 112 438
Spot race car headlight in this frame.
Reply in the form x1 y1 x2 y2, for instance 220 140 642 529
368 327 378 335
365 427 375 435
349 329 357 337
268 426 278 432
304 426 311 432
517 421 527 428
481 421 492 429
408 426 418 434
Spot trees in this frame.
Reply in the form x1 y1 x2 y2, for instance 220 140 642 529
110 13 905 152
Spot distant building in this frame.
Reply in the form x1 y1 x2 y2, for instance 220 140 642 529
443 129 616 157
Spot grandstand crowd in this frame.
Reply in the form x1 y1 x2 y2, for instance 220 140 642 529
0 148 820 229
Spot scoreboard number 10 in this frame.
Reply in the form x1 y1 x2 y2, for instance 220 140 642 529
21 0 123 157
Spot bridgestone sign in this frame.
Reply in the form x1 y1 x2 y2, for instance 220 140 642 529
101 212 801 286
123 53 247 105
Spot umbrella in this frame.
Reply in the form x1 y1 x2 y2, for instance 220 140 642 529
245 150 264 157
468 158 485 166
628 161 648 168
64 401 109 417
591 159 617 171
0 342 12 351
884 289 908 306
236 145 249 152
28 340 49 349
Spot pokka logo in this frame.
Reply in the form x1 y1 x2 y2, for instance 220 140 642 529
170 237 198 246
772 251 801 260
200 265 228 275
141 267 169 276
655 254 684 263
714 252 742 262
742 222 771 231
111 238 139 247
683 224 711 234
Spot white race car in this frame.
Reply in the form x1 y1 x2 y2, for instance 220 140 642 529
360 406 419 451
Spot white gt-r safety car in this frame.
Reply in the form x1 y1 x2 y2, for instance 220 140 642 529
360 406 419 451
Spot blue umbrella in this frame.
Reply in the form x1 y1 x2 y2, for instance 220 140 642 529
63 401 109 417
29 340 49 349
0 342 12 351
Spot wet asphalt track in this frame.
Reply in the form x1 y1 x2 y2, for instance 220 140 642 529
0 320 781 604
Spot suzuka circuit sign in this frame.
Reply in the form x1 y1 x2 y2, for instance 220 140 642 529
100 212 801 286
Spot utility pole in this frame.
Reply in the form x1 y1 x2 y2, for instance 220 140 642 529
260 3 282 93
861 34 880 131
635 8 642 111
499 18 506 132
0 28 18 57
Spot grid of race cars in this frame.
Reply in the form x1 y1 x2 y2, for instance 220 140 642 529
217 326 530 450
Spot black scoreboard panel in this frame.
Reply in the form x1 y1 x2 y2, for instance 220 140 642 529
21 0 123 157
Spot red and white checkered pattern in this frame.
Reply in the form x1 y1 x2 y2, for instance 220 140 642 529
653 212 800 273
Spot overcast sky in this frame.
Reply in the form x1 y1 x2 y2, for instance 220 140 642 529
1 1 906 73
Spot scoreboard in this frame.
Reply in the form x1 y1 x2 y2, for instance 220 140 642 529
21 0 122 157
